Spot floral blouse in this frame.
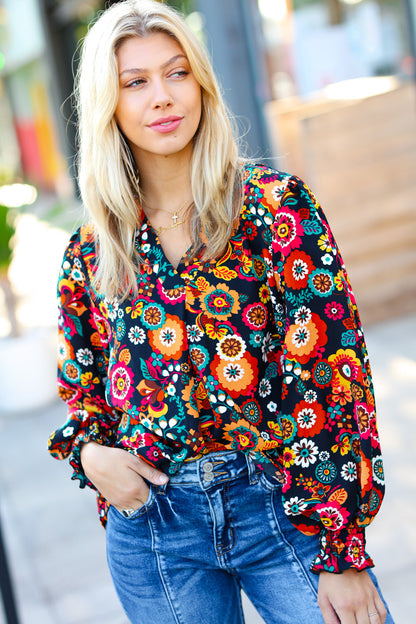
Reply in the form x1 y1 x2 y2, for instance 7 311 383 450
48 164 385 574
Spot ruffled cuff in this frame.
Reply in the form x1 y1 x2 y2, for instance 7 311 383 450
69 425 114 490
310 523 374 574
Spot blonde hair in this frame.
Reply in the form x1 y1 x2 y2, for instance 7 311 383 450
76 0 242 300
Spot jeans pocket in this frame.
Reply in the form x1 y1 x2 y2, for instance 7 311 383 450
258 470 283 492
111 483 156 520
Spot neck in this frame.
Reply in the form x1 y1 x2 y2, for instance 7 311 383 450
135 145 193 210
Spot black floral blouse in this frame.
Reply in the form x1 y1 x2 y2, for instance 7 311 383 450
49 164 385 574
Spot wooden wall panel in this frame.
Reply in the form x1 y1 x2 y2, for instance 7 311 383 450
266 82 416 325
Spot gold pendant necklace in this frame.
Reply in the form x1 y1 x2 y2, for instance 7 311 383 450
143 198 194 236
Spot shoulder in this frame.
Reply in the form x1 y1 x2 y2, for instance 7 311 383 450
243 162 290 185
60 222 98 287
63 223 97 262
242 163 319 218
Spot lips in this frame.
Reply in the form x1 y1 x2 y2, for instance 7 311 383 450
148 116 183 133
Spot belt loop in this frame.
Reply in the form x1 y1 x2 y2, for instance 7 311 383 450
246 453 258 485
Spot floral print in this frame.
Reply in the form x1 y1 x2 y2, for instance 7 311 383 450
48 165 385 574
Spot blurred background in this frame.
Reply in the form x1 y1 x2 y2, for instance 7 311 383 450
0 1 415 623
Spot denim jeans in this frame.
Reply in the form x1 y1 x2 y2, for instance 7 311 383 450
106 450 393 624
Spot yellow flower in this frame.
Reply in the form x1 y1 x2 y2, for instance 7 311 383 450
259 284 270 303
334 272 345 291
281 447 296 467
126 300 144 318
331 436 351 456
318 233 333 253
80 372 99 387
205 323 228 340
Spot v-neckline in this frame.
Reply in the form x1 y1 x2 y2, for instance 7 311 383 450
138 215 202 277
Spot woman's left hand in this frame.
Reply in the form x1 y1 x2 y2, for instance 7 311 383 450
318 569 387 624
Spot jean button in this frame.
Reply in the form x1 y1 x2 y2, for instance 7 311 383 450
203 472 214 482
203 462 214 472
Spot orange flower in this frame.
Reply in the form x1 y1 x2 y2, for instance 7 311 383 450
330 385 353 406
294 401 326 437
199 283 240 320
149 314 185 359
211 352 258 398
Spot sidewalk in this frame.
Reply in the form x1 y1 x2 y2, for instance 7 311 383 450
0 314 415 624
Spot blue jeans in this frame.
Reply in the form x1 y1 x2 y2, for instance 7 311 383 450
106 450 393 624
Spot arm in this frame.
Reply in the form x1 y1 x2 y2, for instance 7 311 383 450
48 229 121 487
265 175 387 621
48 228 168 519
267 175 385 574
48 228 167 504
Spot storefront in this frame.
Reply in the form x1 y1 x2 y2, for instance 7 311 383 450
0 0 67 190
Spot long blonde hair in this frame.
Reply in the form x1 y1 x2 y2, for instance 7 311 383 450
76 0 242 300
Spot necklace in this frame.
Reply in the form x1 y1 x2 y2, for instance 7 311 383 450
143 198 194 236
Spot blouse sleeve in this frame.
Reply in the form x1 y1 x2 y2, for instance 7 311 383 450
48 229 121 489
269 175 385 574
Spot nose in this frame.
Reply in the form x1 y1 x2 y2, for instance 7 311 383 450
151 78 173 109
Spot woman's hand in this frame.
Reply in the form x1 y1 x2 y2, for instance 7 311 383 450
318 569 387 624
80 441 169 511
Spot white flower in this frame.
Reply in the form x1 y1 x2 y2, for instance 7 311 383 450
296 407 317 429
292 438 319 468
58 341 69 359
63 426 74 437
321 253 333 265
304 390 317 403
186 324 203 343
259 378 272 398
166 383 176 396
290 325 310 348
261 332 275 362
76 348 93 366
283 496 307 516
223 362 244 382
294 305 312 326
160 327 176 346
71 267 84 282
128 326 145 345
341 461 357 482
267 401 278 412
105 297 119 321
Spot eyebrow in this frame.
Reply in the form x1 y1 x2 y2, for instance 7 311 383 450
119 54 188 78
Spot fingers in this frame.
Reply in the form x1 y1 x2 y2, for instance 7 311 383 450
317 594 341 624
318 570 389 624
129 454 169 485
374 594 388 624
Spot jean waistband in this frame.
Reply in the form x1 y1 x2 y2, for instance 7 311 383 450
168 451 259 489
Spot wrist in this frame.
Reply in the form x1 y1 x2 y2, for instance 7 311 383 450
80 440 102 471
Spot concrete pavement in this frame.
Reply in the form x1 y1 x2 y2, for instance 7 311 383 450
0 314 415 624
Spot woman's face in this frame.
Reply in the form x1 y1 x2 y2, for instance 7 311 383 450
115 32 202 166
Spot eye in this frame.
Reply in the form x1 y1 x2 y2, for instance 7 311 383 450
170 70 189 79
126 78 146 88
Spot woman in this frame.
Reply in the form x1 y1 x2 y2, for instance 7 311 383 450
48 1 393 623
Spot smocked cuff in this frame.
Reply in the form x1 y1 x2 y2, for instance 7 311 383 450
310 524 374 574
69 430 109 490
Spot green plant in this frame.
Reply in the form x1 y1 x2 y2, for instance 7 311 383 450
0 204 19 337
0 204 14 270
